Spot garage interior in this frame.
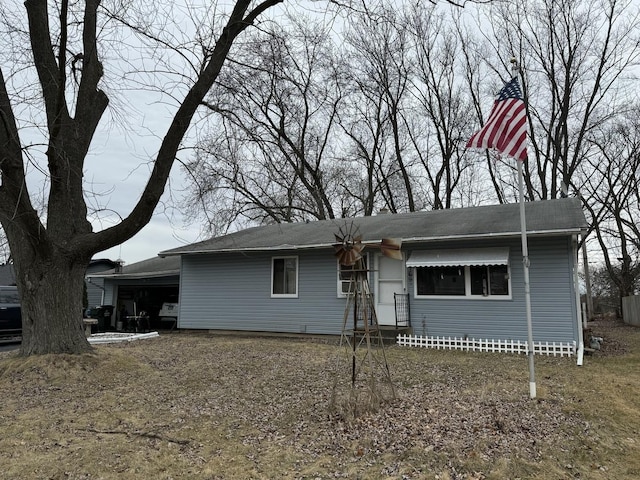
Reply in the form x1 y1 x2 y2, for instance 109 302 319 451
114 285 179 330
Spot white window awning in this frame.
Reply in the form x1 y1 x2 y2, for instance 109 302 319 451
406 247 509 268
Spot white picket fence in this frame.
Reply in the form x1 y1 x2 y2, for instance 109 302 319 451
396 334 576 357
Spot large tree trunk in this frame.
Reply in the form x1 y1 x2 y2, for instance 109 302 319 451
13 247 92 356
0 0 284 356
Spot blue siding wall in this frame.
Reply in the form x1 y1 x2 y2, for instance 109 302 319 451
86 263 112 308
178 235 579 344
86 278 105 308
104 283 116 307
407 237 578 343
179 251 349 334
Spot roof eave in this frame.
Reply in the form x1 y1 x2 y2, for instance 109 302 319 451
88 270 180 280
160 228 583 256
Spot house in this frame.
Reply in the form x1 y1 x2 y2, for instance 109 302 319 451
85 258 120 308
158 198 587 353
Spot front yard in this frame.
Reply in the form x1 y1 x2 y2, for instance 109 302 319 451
0 317 638 479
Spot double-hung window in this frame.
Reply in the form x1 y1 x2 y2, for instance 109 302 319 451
337 255 368 297
272 256 298 297
408 248 511 299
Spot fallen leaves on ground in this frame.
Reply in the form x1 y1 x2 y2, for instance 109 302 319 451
0 317 638 479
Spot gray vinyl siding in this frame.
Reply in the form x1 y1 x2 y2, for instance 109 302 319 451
179 251 348 334
407 237 578 343
103 283 117 307
177 235 579 344
86 278 105 308
85 263 112 307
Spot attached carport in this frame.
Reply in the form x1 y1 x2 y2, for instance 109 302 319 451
86 256 180 330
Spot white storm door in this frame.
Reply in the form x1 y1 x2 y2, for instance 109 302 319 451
375 253 405 326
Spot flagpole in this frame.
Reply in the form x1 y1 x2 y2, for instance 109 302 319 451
512 58 536 399
518 159 536 398
466 57 536 398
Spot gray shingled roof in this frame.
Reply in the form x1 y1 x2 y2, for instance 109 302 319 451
160 198 587 257
87 255 180 279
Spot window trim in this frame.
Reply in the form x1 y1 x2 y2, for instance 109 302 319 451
271 256 299 298
337 254 369 298
413 264 512 300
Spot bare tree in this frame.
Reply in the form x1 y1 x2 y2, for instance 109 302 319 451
581 106 640 312
185 11 347 230
337 34 402 216
475 0 640 202
588 264 626 315
0 0 283 355
336 86 388 216
405 4 488 210
343 3 417 213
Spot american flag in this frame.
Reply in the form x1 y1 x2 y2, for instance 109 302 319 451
466 77 528 162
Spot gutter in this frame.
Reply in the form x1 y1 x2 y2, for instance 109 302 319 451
88 270 180 280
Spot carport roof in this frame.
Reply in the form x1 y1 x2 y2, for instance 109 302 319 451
159 197 587 257
87 255 180 279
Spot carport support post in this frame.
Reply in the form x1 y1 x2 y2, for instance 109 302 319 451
518 159 536 399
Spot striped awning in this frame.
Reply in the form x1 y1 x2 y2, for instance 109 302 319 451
406 248 509 268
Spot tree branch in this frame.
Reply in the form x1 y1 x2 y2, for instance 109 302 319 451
83 0 284 254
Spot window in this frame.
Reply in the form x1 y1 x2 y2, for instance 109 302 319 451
408 248 510 299
337 256 368 296
272 257 298 297
416 266 466 296
415 264 510 298
470 265 509 296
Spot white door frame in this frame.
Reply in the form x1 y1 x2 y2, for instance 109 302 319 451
374 253 406 326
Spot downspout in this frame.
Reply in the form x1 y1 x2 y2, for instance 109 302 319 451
572 235 585 366
581 230 594 321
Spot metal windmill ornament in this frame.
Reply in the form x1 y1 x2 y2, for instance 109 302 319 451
330 222 402 419
333 222 402 266
333 224 363 267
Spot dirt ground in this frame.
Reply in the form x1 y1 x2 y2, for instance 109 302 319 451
0 317 639 479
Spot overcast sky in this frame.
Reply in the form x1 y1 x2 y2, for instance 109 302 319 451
87 0 333 266
0 0 218 266
85 89 206 265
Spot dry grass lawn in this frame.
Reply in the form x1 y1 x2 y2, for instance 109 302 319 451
1 317 639 479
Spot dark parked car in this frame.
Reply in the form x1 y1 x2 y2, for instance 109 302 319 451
0 286 21 337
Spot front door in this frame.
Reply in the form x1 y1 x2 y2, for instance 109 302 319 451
375 253 405 326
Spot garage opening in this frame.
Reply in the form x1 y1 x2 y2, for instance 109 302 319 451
116 285 179 330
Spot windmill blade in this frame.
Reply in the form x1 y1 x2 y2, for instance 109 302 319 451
337 248 362 266
333 227 366 266
380 238 402 260
352 235 364 254
333 234 348 257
